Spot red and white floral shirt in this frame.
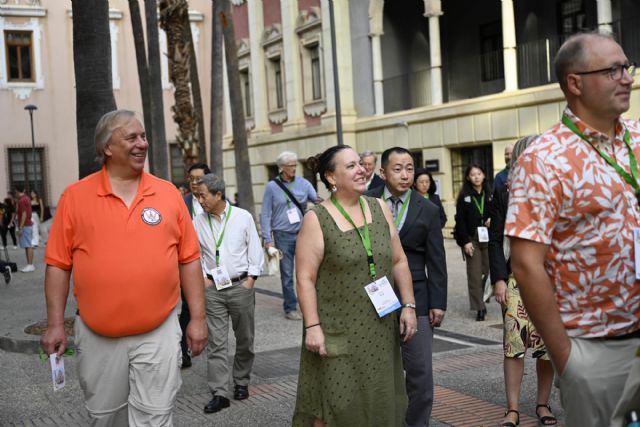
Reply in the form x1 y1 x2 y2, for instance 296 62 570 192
505 107 640 338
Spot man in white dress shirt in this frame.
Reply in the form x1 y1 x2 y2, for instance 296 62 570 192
193 174 264 414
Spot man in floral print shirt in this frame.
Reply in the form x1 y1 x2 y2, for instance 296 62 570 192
506 32 640 427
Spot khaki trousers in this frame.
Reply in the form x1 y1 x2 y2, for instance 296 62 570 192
556 336 640 427
205 282 256 398
611 345 640 427
465 240 489 311
75 306 182 427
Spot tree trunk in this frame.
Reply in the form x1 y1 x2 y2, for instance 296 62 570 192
128 0 153 148
71 0 117 179
210 0 224 176
160 0 200 168
183 12 207 163
220 0 255 216
144 0 169 179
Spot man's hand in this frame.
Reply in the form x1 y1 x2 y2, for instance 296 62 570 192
186 317 207 356
429 309 445 327
494 280 508 306
463 242 474 257
242 277 255 290
265 242 274 249
41 324 67 357
399 307 418 342
204 277 214 289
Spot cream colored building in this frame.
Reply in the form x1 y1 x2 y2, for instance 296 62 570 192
2 0 640 234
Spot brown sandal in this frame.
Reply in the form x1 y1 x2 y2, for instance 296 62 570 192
500 409 520 427
536 404 557 426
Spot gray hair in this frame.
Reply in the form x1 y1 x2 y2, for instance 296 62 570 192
360 150 377 161
198 173 226 199
509 135 539 170
554 31 615 93
94 109 138 165
276 151 298 168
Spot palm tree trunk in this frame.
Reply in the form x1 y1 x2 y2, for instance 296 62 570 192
71 0 117 179
220 0 255 216
144 0 169 179
128 0 154 148
183 12 207 163
210 0 224 176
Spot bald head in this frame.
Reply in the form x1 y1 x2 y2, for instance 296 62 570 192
554 32 615 93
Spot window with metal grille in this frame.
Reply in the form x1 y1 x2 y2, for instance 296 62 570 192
5 30 33 82
8 147 46 201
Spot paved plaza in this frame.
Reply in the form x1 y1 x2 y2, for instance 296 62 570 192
0 240 565 426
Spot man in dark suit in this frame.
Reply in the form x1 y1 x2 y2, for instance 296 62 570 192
366 147 447 427
180 163 211 368
360 150 385 190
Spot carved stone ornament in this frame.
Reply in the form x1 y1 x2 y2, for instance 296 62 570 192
296 6 321 33
0 0 41 5
237 38 250 57
303 100 326 117
230 0 245 6
261 24 282 47
268 109 288 125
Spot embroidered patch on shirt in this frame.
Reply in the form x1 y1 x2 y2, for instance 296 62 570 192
141 207 162 226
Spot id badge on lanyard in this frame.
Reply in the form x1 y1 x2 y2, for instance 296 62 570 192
364 276 401 317
287 207 301 224
212 266 233 290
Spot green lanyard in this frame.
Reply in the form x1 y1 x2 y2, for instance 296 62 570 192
277 176 295 208
472 192 485 224
207 204 233 265
330 196 377 280
393 189 411 228
562 114 640 200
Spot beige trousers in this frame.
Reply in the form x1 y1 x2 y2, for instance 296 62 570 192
556 336 640 427
75 306 182 426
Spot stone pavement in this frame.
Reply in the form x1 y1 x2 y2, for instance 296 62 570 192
0 241 565 426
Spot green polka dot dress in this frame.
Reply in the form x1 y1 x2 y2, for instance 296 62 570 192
293 196 407 426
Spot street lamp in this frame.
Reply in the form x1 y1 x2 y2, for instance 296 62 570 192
24 104 37 193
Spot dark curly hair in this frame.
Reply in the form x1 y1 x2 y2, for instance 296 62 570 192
306 145 352 191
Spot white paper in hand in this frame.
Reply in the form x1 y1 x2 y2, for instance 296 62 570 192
50 354 65 391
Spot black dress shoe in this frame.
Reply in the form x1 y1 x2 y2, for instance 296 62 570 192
204 395 230 413
181 355 192 369
476 310 486 321
234 385 249 400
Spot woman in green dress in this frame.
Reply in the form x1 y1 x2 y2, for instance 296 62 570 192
293 145 418 427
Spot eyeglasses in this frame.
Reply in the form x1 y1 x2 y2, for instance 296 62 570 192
574 62 636 80
187 176 202 183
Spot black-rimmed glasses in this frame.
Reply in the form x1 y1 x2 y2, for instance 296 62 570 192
574 62 636 80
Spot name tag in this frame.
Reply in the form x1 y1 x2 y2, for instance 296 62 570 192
287 208 301 224
212 266 233 290
364 276 401 317
634 228 640 280
50 354 66 391
477 226 489 243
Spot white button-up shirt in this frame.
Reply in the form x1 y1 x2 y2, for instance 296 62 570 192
193 201 264 279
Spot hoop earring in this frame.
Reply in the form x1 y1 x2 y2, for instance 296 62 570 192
331 185 337 193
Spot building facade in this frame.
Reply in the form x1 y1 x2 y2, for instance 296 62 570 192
2 0 640 232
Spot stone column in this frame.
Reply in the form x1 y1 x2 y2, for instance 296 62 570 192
281 0 304 127
423 0 443 105
501 0 518 91
596 0 613 33
248 0 268 132
369 0 384 114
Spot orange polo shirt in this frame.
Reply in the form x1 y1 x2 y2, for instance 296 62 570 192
45 167 200 337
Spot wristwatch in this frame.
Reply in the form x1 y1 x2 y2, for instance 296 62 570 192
402 303 416 309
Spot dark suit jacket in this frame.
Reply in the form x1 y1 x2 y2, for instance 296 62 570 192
183 193 195 219
365 187 448 315
367 174 385 191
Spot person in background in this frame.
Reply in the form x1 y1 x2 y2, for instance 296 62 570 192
507 32 640 427
30 190 44 247
293 145 416 426
360 150 385 190
260 151 318 320
489 135 556 427
15 188 34 272
0 196 17 250
493 144 514 191
413 168 447 228
453 164 491 321
180 162 212 369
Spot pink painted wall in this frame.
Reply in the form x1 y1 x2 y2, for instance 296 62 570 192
263 0 282 27
232 2 249 41
298 0 320 13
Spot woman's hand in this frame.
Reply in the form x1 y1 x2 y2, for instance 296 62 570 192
399 307 418 342
484 218 491 228
494 280 508 306
304 326 327 356
463 242 474 257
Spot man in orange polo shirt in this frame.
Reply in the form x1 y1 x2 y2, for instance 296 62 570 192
40 110 207 426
